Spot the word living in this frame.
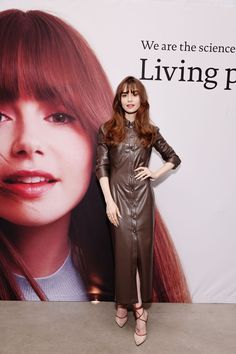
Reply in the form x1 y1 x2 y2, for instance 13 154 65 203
140 58 236 90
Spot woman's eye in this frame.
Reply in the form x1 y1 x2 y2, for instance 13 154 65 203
0 113 10 123
46 113 75 124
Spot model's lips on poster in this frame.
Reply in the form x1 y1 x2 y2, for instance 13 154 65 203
2 170 59 199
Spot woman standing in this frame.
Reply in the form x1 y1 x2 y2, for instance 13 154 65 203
96 76 181 345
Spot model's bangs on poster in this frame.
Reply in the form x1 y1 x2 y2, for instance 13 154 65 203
0 0 235 304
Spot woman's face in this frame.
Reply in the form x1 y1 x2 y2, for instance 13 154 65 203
120 85 141 115
0 98 92 226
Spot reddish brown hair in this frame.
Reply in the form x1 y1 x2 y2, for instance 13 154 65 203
104 76 157 146
0 9 113 300
153 209 191 302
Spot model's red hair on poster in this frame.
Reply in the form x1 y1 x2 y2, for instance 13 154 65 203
153 209 190 302
0 9 190 302
0 9 113 300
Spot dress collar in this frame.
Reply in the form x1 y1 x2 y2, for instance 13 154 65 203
124 117 135 128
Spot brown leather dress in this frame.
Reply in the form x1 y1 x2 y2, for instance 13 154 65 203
96 119 181 305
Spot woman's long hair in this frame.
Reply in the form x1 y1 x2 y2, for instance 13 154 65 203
103 76 157 147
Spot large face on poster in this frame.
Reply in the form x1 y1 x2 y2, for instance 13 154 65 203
0 0 235 303
0 8 115 301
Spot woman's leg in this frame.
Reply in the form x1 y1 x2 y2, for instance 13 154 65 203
135 269 142 306
133 269 148 344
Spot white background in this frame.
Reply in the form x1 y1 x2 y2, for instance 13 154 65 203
1 0 235 303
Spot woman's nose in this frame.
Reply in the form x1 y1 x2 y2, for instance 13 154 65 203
127 92 133 101
11 132 44 158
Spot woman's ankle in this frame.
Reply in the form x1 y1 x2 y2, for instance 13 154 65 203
117 304 126 308
116 304 127 313
133 302 143 310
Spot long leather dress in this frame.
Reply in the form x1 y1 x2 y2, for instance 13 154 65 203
96 119 181 305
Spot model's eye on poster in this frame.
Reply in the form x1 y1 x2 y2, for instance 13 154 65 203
0 0 235 303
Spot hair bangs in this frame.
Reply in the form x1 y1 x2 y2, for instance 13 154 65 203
117 76 147 104
0 11 75 108
121 82 138 94
119 77 137 97
0 9 113 138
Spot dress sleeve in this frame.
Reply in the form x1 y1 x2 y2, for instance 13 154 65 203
153 127 181 169
96 125 110 179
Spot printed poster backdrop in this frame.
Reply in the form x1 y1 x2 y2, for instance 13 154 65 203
0 0 235 303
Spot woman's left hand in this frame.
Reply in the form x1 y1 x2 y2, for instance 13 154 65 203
134 167 155 181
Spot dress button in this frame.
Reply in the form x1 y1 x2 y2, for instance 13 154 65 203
133 229 136 233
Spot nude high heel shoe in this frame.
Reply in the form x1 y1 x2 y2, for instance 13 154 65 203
133 305 148 346
115 306 128 328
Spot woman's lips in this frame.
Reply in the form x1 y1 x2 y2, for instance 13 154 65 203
2 170 59 199
126 104 135 108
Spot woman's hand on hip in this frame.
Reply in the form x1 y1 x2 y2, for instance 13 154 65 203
106 199 121 227
134 167 155 181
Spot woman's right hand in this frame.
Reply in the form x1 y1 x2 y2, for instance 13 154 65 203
106 199 121 227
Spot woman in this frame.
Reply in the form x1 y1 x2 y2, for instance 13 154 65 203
0 9 114 301
96 76 183 345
